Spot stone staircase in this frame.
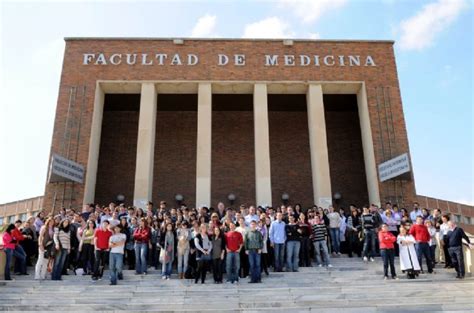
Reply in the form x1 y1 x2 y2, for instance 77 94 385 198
0 257 473 312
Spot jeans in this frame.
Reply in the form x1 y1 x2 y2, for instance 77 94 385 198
52 248 68 280
93 249 109 278
313 240 330 266
448 246 465 277
134 243 148 274
226 251 240 283
273 243 285 271
363 229 376 258
248 250 261 282
329 228 340 253
415 242 433 273
177 250 189 274
380 249 396 278
14 245 27 274
286 241 301 272
109 253 123 285
162 261 172 277
4 247 26 280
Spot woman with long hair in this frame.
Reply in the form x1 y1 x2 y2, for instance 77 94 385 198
79 220 96 275
160 222 175 280
3 224 27 280
133 217 150 275
194 223 212 284
35 217 55 280
211 226 225 283
52 219 71 280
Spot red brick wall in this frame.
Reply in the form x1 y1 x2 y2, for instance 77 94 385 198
152 95 197 207
94 109 139 206
42 39 417 210
211 95 255 207
324 95 369 209
268 95 313 208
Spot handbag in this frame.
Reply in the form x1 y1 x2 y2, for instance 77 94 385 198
159 248 166 264
199 253 211 261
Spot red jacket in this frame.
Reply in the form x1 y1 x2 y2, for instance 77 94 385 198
409 224 430 243
2 232 16 249
378 230 396 249
133 227 150 243
11 228 25 245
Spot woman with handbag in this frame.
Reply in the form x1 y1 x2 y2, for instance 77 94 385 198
52 219 71 280
194 223 212 284
160 222 175 280
35 217 55 280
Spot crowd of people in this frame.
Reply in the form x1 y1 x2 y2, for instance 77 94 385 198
1 200 472 285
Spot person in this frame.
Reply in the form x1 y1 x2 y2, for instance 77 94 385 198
409 216 433 274
34 211 45 233
225 221 243 284
384 209 400 256
327 207 341 255
160 223 175 280
298 212 312 267
149 220 160 270
194 223 212 284
236 217 249 278
346 208 361 258
446 221 472 279
397 226 421 279
310 215 332 268
285 215 302 272
3 224 27 280
244 206 260 226
122 217 136 270
361 206 376 262
211 226 226 283
92 220 112 281
21 218 37 266
409 202 423 222
378 224 397 280
108 225 126 285
133 218 150 275
245 220 264 283
269 212 287 272
425 220 437 269
176 221 190 279
52 219 71 281
439 214 452 268
79 220 96 275
258 214 270 275
35 217 54 280
12 220 27 275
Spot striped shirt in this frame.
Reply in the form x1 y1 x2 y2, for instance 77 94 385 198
311 223 327 242
53 228 71 251
361 214 374 230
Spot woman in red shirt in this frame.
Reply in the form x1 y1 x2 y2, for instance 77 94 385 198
378 223 398 280
2 224 27 280
133 218 150 275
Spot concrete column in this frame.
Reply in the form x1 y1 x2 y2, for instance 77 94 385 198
196 83 212 208
306 84 332 208
253 83 272 207
133 83 158 208
83 83 104 204
357 83 381 206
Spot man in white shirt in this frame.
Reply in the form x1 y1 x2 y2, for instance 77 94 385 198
245 206 260 227
109 226 126 285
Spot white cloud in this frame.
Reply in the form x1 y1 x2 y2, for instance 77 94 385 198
190 14 217 37
279 0 348 24
398 0 468 51
308 32 321 39
242 17 295 39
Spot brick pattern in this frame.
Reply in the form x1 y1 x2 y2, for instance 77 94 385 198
211 108 255 208
152 110 197 207
42 39 416 210
94 111 139 205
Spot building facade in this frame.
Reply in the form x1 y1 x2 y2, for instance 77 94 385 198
39 38 419 211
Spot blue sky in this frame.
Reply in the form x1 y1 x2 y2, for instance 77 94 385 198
0 0 472 205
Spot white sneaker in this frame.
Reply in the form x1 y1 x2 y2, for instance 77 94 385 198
328 264 333 268
318 264 322 268
337 252 341 255
162 276 166 280
370 257 375 262
166 277 170 281
363 256 368 262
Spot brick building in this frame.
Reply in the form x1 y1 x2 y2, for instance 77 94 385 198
1 38 472 230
